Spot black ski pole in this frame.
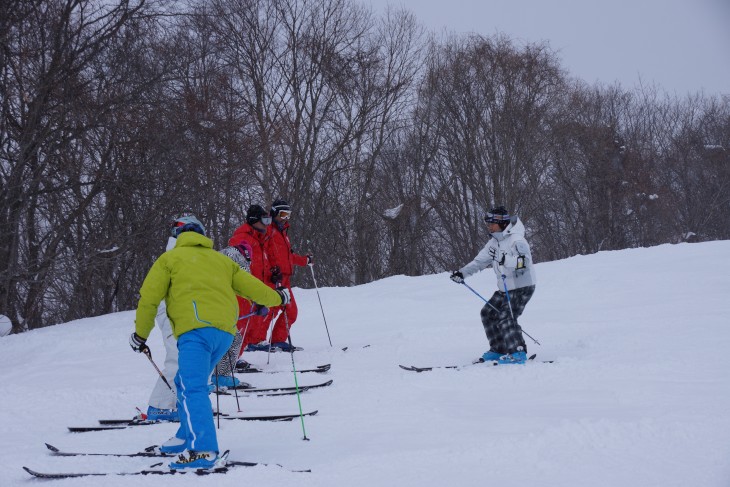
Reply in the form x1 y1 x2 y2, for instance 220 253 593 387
142 348 174 392
226 352 242 413
309 264 333 346
214 369 221 429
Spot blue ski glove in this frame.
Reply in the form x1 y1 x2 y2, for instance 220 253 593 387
253 304 269 316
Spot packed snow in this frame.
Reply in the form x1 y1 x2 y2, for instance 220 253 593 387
1 241 729 486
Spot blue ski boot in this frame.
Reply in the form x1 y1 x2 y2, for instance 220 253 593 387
244 341 270 352
271 342 300 352
496 350 527 365
481 350 503 362
146 406 178 422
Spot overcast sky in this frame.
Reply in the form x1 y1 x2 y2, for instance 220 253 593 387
365 0 730 97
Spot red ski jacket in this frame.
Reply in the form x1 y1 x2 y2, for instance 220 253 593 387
265 222 308 283
228 223 271 284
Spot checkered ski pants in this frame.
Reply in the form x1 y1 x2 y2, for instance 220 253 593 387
214 330 243 377
480 285 535 355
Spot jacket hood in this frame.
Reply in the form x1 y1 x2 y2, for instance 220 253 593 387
491 217 525 241
234 222 267 241
175 231 213 249
165 236 177 251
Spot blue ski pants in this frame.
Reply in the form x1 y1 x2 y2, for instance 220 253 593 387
173 327 234 453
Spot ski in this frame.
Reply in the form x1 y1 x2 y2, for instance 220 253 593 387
71 410 319 432
46 443 172 457
399 354 552 372
231 379 333 393
223 409 318 422
217 389 300 397
25 450 311 477
68 425 130 432
97 410 318 426
99 418 175 425
237 363 331 374
246 345 304 353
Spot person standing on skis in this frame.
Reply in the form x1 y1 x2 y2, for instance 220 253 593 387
450 206 536 364
228 205 275 359
140 218 256 416
130 215 289 470
212 241 267 388
140 234 179 423
262 199 312 352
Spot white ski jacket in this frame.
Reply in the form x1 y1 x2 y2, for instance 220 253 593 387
459 217 536 291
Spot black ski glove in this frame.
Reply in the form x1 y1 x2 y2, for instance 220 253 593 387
450 271 464 284
129 333 149 353
270 266 282 285
276 286 291 305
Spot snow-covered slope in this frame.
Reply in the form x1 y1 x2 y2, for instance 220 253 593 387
1 241 729 486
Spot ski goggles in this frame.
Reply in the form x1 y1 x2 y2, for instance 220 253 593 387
484 212 510 224
277 209 292 220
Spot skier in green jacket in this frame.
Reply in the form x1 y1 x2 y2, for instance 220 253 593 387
130 215 289 470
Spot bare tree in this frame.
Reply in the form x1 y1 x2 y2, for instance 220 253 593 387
0 0 168 331
414 34 565 267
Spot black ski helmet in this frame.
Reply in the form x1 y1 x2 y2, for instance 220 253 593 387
270 199 291 218
484 206 511 229
246 204 268 225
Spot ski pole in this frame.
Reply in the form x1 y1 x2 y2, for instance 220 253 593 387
214 368 221 429
499 273 540 346
142 348 174 392
226 353 242 413
461 281 500 313
282 305 309 441
461 280 540 345
221 330 244 413
239 315 252 359
229 306 258 411
238 310 256 321
309 264 333 346
265 310 279 365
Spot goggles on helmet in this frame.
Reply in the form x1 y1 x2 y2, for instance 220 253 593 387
484 211 510 224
